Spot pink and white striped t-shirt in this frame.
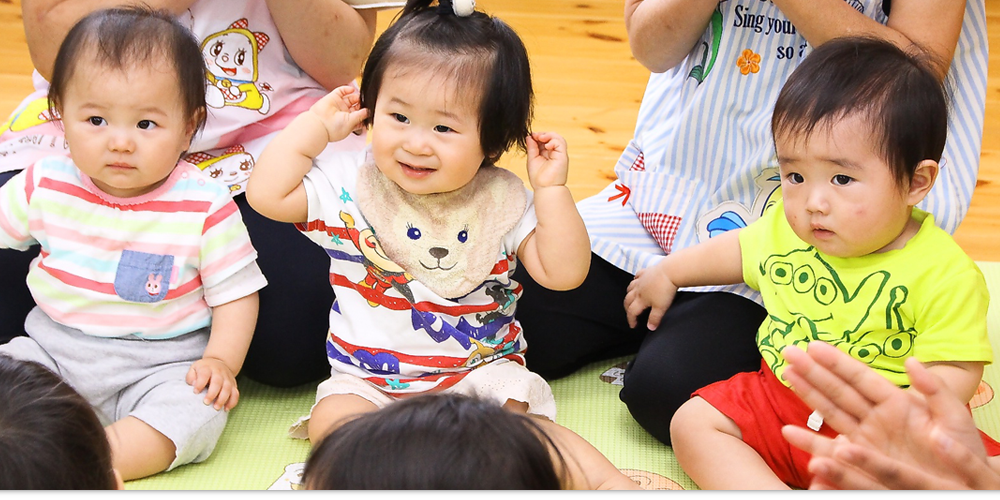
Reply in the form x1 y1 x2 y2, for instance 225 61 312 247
0 156 266 339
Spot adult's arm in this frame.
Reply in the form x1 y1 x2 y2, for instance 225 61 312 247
623 0 719 73
264 0 377 90
772 0 965 80
21 0 199 81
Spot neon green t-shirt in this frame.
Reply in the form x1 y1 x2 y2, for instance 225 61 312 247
739 200 992 387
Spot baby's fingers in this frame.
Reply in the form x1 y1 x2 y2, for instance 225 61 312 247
315 87 348 111
532 132 565 150
330 85 359 106
224 386 241 411
186 365 211 393
202 371 224 407
525 133 540 158
645 305 665 331
623 291 645 329
210 379 236 411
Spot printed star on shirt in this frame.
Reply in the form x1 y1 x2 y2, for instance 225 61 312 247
340 188 352 203
330 234 343 245
386 379 410 390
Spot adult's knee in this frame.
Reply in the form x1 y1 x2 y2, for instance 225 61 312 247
0 247 39 343
619 360 693 445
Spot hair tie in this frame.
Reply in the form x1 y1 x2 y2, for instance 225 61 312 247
440 0 475 17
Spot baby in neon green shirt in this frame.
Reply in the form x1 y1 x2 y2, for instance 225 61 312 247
623 37 994 489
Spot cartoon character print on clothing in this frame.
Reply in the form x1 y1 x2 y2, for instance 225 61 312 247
338 210 415 306
688 5 724 84
356 160 527 299
698 168 781 240
0 96 68 162
114 250 174 303
185 145 255 193
145 273 164 296
0 97 58 135
755 246 915 381
352 349 401 375
409 307 519 368
325 339 400 377
463 337 518 369
476 282 516 324
201 18 272 114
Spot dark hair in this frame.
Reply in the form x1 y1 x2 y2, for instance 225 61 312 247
302 393 568 489
0 355 116 489
47 5 208 135
360 0 533 166
771 36 948 187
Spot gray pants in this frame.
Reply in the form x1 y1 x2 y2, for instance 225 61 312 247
0 307 228 470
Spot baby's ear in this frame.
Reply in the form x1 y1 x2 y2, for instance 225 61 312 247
186 108 207 142
906 159 938 206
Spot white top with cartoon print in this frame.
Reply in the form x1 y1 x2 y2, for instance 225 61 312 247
298 147 540 395
0 0 402 193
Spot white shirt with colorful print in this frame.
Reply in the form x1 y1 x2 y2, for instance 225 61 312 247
299 148 539 395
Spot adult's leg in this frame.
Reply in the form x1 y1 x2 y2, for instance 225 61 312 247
619 291 765 445
235 193 335 387
514 254 644 380
0 170 38 344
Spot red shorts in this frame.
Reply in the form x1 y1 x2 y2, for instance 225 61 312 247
693 360 1000 489
694 360 837 488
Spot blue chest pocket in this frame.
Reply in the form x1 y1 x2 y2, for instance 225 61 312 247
114 250 175 303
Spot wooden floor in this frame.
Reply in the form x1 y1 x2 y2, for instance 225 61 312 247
1 0 997 260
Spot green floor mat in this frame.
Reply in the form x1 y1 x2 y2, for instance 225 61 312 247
126 261 1000 490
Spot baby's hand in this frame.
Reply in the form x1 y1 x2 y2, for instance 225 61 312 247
525 132 569 190
186 357 240 411
309 85 369 143
623 263 678 331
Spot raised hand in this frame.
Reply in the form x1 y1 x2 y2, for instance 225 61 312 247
308 85 369 144
525 131 569 190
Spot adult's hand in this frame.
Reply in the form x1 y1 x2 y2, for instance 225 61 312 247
779 341 999 489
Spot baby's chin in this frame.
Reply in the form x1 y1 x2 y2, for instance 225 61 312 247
810 240 881 259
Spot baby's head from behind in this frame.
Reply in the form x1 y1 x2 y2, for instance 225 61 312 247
0 355 119 489
360 0 533 170
302 393 567 489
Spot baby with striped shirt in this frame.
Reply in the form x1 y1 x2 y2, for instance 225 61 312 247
0 7 266 481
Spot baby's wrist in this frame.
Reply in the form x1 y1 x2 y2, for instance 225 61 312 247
200 355 235 373
293 111 336 152
532 183 569 192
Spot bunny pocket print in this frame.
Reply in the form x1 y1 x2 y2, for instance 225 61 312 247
114 250 175 303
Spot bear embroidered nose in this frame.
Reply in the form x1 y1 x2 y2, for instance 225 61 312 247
429 247 449 259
